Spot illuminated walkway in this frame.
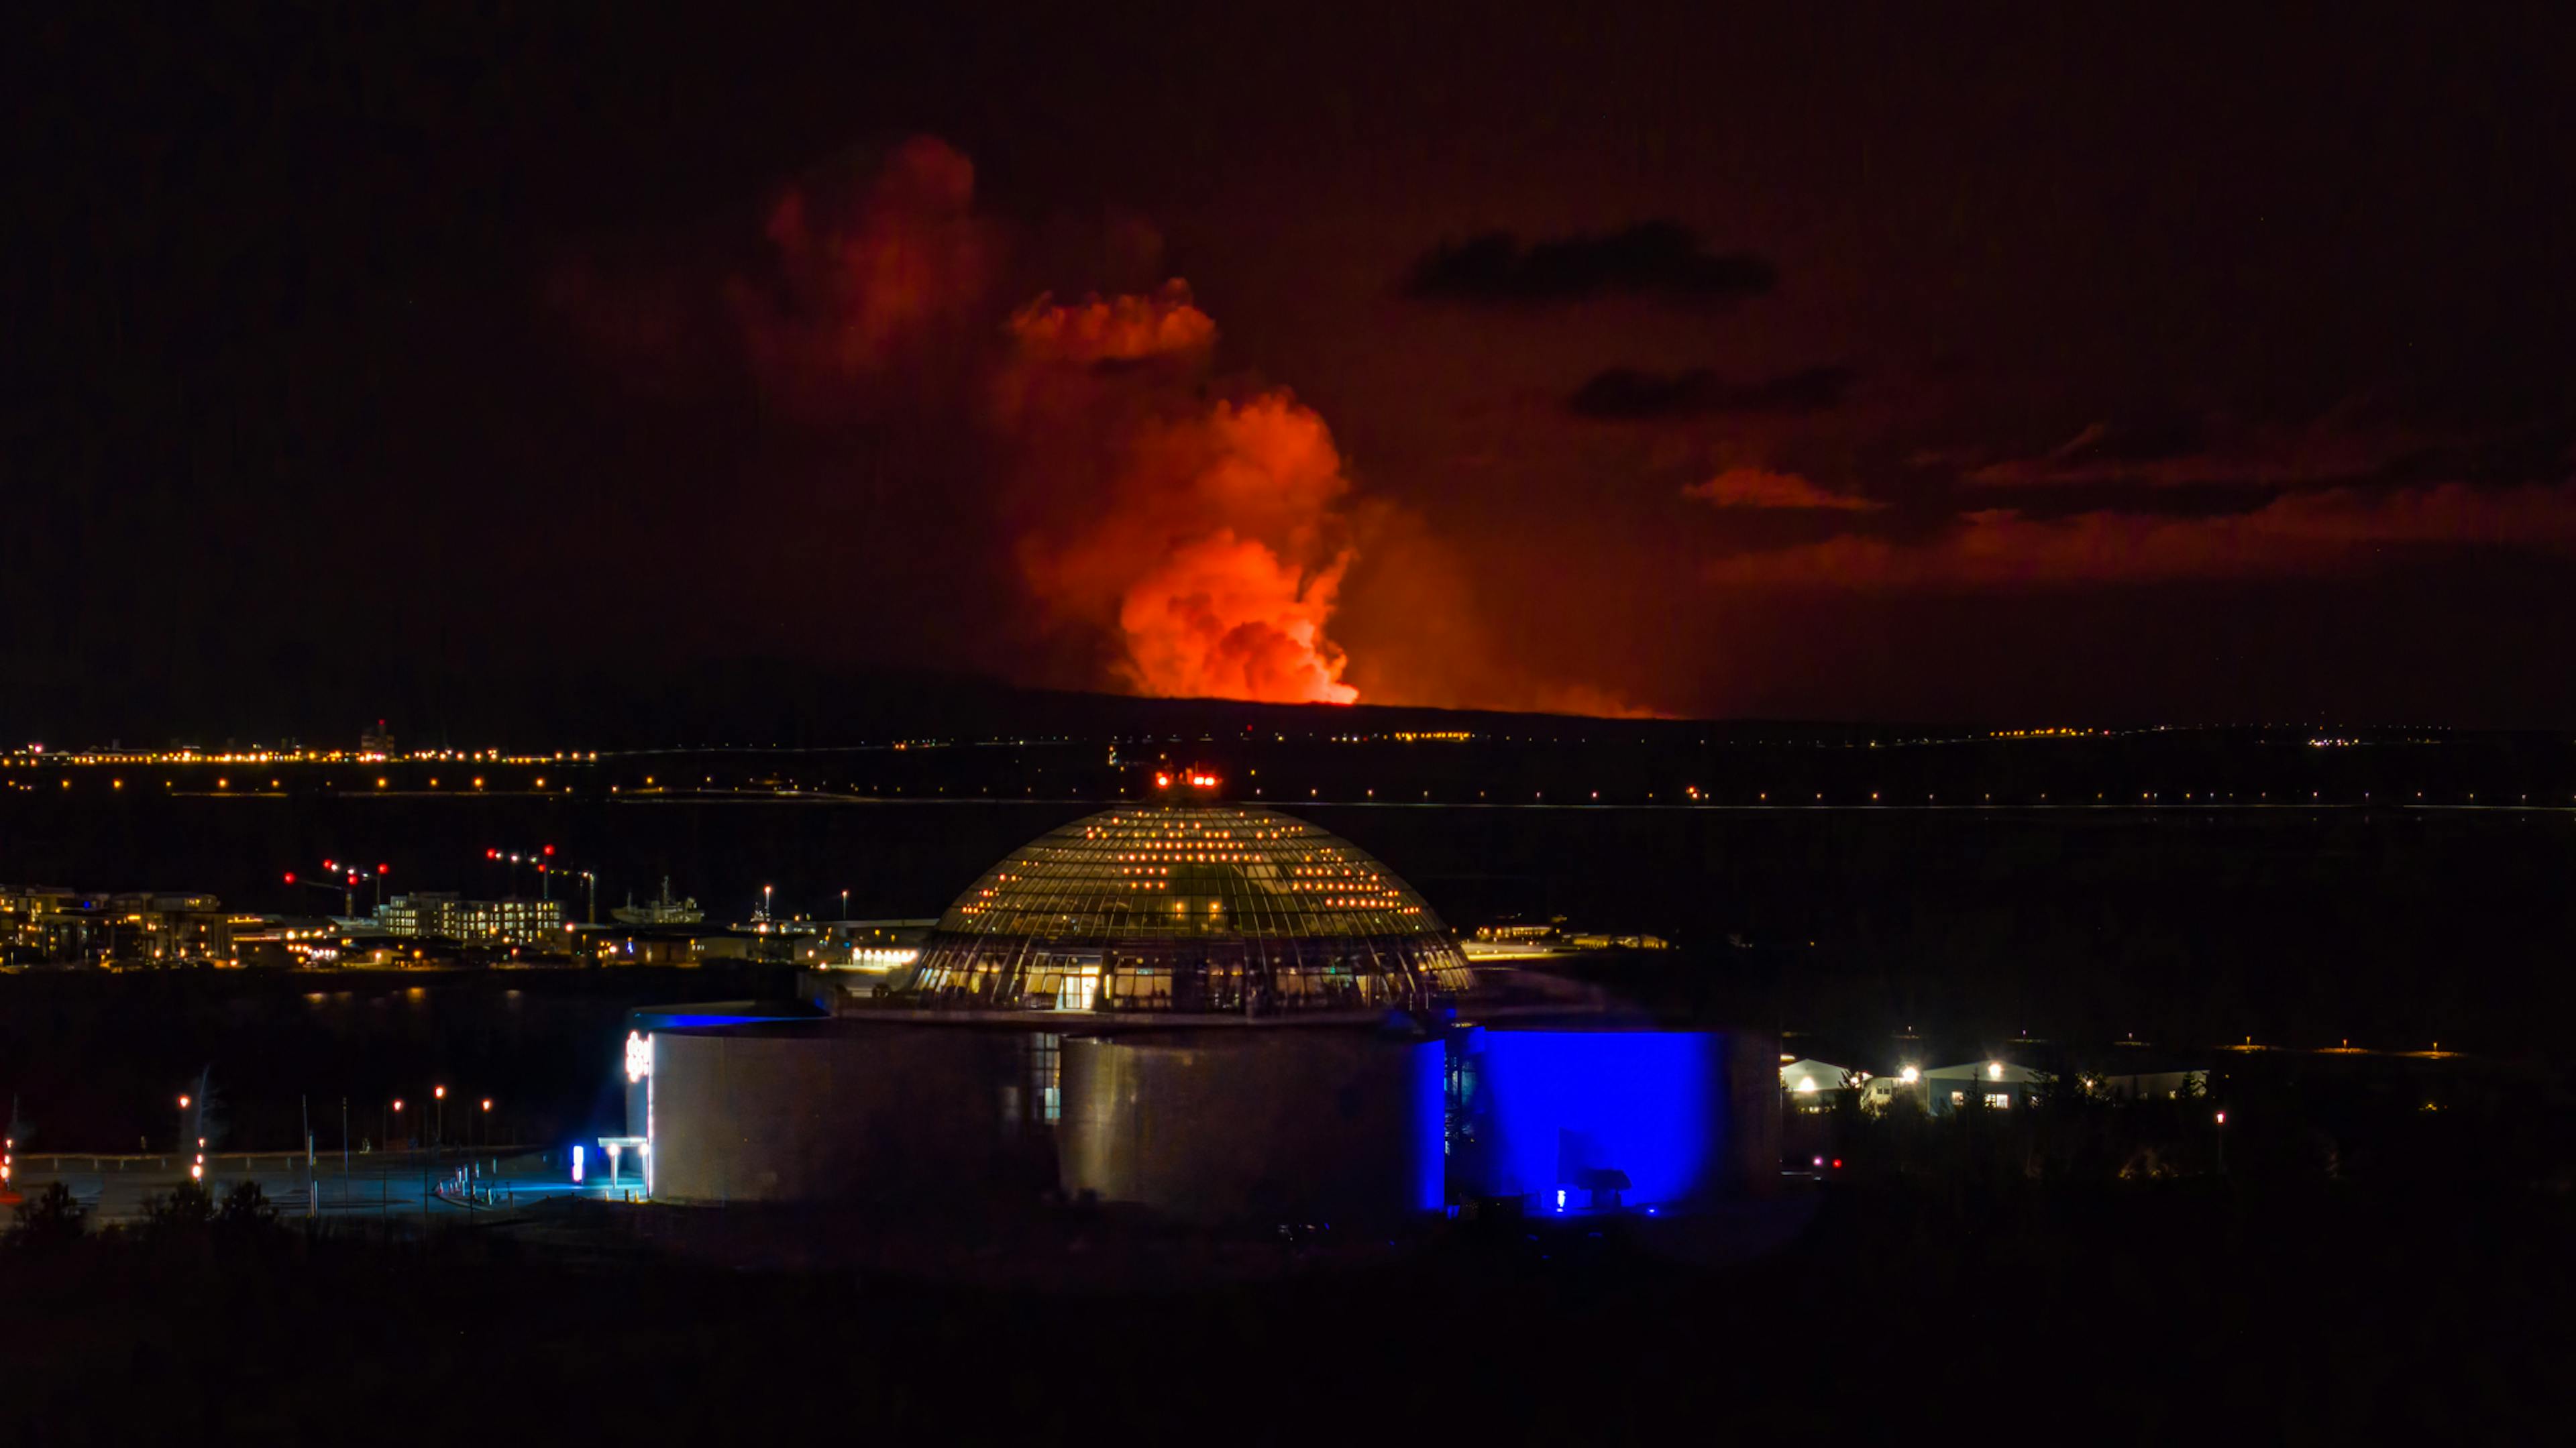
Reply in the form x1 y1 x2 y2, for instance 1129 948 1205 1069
5 1148 639 1225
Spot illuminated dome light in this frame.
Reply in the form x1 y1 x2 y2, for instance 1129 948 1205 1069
902 803 1474 1015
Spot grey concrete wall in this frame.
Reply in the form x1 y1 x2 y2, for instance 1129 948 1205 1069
647 1025 1022 1205
1059 1031 1442 1225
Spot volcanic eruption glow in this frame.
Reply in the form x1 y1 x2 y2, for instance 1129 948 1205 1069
1005 285 1361 704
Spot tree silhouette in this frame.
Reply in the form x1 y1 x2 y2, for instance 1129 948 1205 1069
6 1181 85 1249
217 1180 279 1235
144 1178 215 1236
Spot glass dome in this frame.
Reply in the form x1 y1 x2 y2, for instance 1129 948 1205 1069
902 803 1476 1014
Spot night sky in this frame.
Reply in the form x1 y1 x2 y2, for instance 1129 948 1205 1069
12 4 2576 740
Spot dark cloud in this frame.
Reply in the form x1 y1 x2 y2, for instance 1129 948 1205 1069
1566 363 1856 421
1401 221 1776 306
1704 483 2576 591
1960 407 2472 490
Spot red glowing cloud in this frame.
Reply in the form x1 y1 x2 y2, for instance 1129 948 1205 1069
726 136 999 418
1684 466 1883 511
1006 280 1218 365
1705 482 2576 590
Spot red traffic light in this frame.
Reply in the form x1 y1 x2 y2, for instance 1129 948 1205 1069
486 848 500 860
282 872 296 885
542 844 555 856
377 863 390 875
322 859 336 872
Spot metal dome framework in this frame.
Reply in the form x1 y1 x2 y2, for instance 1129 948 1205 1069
904 803 1476 1014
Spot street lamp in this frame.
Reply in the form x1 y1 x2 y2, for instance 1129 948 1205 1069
384 1098 404 1216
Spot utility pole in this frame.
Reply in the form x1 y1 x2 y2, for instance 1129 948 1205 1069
383 1098 400 1219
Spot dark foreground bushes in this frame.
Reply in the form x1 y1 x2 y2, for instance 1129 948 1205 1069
1 1166 2571 1446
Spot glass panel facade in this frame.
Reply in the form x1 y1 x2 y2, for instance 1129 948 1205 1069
902 804 1477 1013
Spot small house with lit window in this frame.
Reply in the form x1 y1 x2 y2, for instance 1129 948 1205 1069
1778 1058 1858 1111
1921 1060 2047 1115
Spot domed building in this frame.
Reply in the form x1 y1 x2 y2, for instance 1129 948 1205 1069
619 787 1777 1223
900 801 1477 1015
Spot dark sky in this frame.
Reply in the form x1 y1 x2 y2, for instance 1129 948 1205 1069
11 3 2576 740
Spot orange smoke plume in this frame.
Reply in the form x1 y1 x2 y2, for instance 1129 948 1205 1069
1004 288 1360 704
1119 530 1354 703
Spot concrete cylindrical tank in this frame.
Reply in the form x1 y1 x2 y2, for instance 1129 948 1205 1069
1059 1031 1444 1225
647 1023 1024 1205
